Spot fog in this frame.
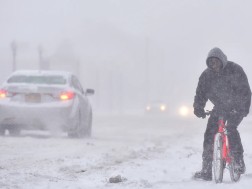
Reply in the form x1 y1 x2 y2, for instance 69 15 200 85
1 0 252 114
2 1 252 188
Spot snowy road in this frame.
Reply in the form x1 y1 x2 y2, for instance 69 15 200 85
0 114 252 189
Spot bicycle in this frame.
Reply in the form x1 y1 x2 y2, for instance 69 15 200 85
206 111 241 183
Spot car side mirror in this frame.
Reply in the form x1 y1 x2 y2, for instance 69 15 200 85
86 89 95 96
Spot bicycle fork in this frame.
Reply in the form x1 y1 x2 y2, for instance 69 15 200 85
222 133 232 164
218 119 231 165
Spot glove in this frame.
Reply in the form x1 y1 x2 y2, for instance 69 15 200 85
194 108 206 118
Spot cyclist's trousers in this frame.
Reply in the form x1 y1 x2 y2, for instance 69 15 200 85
202 113 244 165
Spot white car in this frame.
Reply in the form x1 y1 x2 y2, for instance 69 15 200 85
0 70 94 138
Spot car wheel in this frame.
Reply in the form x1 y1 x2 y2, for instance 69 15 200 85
0 125 5 136
8 125 21 136
68 109 84 138
85 111 92 137
67 131 77 138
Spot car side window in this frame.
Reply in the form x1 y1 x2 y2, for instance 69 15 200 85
71 76 84 94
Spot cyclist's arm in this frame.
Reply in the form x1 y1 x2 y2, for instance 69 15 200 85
234 66 251 116
193 71 208 111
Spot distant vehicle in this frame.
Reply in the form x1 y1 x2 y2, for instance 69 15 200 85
145 102 168 114
0 70 94 138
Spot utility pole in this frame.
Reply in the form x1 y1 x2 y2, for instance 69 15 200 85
145 37 150 104
38 45 43 70
11 41 17 72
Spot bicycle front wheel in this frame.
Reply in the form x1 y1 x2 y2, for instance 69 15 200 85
213 133 224 183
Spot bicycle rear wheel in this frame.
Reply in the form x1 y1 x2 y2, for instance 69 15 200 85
213 133 224 183
229 157 241 182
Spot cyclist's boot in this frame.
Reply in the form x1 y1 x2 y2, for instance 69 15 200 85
194 161 212 181
235 158 246 174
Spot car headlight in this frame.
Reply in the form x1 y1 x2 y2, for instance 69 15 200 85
179 106 190 117
160 105 166 111
146 106 151 111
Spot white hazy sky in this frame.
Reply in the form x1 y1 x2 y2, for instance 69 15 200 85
1 0 252 112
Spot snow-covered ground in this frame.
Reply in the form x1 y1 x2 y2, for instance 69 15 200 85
0 114 252 189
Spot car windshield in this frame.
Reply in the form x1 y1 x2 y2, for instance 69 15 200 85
7 75 67 85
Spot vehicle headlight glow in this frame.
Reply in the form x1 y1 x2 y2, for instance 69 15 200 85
146 106 151 111
160 105 166 111
179 106 190 117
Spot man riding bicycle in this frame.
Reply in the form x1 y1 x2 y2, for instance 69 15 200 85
193 47 251 181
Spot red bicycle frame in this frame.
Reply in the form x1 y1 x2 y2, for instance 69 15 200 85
217 117 231 164
211 111 241 183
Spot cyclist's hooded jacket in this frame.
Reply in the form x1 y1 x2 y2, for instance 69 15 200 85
194 47 251 116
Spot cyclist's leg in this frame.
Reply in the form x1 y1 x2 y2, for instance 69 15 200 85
195 113 218 180
227 115 245 173
203 114 219 165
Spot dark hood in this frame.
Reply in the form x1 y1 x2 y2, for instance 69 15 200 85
206 47 228 70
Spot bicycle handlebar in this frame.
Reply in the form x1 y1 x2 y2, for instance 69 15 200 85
205 110 212 116
205 110 226 122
